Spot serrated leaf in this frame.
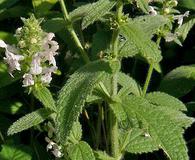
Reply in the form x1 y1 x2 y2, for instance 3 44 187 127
33 86 56 112
179 0 195 10
146 92 195 129
7 108 52 135
135 0 149 13
67 121 82 144
82 0 116 29
175 17 195 42
69 3 92 22
111 95 190 159
118 72 141 96
0 144 32 160
120 22 162 64
159 65 195 98
67 141 95 160
56 60 111 144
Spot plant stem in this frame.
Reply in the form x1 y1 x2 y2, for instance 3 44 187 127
142 63 154 96
109 1 123 158
96 104 102 149
59 0 90 63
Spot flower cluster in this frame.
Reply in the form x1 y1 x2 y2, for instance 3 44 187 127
45 137 63 158
0 15 59 88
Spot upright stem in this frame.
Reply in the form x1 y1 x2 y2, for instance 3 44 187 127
109 1 123 158
142 63 154 96
59 0 90 63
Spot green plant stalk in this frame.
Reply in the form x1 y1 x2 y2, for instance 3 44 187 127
109 1 123 157
96 104 102 149
59 0 90 63
142 63 154 96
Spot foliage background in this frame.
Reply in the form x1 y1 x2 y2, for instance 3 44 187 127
0 0 194 159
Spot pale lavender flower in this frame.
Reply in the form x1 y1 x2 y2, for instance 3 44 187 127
0 40 24 76
22 73 34 87
41 66 57 84
149 6 157 16
51 149 63 158
174 11 190 27
30 54 42 75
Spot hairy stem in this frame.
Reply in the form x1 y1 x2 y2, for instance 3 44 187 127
59 0 90 63
142 63 154 96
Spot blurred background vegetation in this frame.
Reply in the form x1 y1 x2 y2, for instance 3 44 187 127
0 0 194 159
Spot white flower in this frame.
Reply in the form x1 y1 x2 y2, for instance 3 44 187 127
174 11 190 27
51 149 63 158
149 6 157 16
30 54 42 75
46 141 55 151
22 73 34 87
0 40 24 76
41 66 57 84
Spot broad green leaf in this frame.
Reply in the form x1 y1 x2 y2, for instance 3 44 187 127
135 0 149 13
69 3 92 22
7 108 52 135
0 144 32 160
0 31 16 44
118 72 141 96
67 121 82 144
94 151 116 160
175 17 195 42
120 22 162 64
0 62 21 88
32 0 58 15
179 0 195 10
33 86 56 112
0 101 23 115
56 60 111 144
119 128 159 154
82 0 116 29
0 0 20 10
146 92 194 129
42 18 64 33
159 65 195 97
67 141 95 160
112 95 189 159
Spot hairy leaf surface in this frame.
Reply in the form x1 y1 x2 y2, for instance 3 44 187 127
82 0 116 29
56 60 111 144
159 65 195 97
8 108 52 135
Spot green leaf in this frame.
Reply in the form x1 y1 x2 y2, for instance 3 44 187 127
56 60 111 144
146 92 194 129
0 0 20 10
175 17 195 42
32 0 58 15
117 72 141 96
0 100 23 115
94 151 115 160
42 18 64 33
82 0 116 29
33 86 56 112
112 95 190 159
135 0 149 13
0 62 21 88
0 31 16 44
0 144 32 160
119 22 162 64
7 108 52 135
179 0 195 10
67 141 95 160
69 3 92 22
67 121 82 144
159 65 195 98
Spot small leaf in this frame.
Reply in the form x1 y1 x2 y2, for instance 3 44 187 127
33 86 56 112
56 60 111 144
94 151 115 160
82 0 116 29
67 141 95 160
135 0 149 13
159 65 195 97
0 100 23 115
120 22 162 64
7 108 52 135
67 121 82 144
175 17 195 42
0 144 32 160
